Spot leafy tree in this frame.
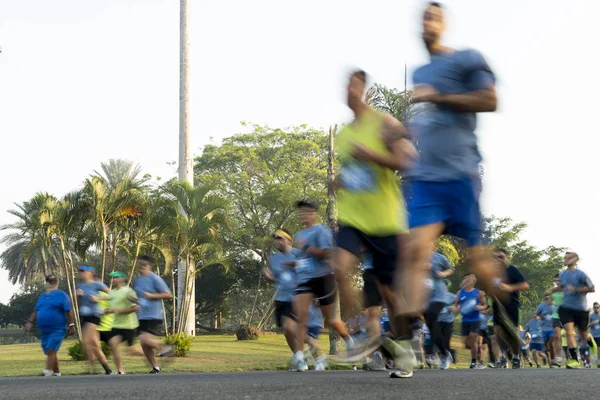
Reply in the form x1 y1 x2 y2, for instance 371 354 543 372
365 83 415 125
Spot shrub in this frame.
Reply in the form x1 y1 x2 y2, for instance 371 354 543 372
163 333 193 357
67 340 110 361
235 324 260 341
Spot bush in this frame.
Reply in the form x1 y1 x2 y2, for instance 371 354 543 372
235 324 260 341
67 340 111 361
163 333 193 357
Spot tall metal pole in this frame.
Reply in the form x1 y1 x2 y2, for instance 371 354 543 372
178 0 195 336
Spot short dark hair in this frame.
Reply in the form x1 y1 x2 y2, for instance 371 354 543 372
296 200 318 210
594 302 599 306
429 1 443 8
496 248 510 257
138 254 154 265
554 273 560 278
351 69 367 83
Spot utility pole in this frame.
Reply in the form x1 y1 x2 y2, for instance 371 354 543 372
177 0 195 336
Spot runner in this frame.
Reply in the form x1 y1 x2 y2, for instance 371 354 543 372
96 274 114 350
553 251 597 369
535 293 556 366
331 68 417 378
398 4 509 373
423 252 455 370
306 301 327 371
263 229 298 356
436 282 456 366
524 315 547 368
589 302 600 367
477 303 492 369
106 271 141 375
548 274 564 365
289 200 353 372
361 254 387 371
25 274 75 377
452 273 486 369
492 249 529 369
76 265 112 375
131 255 174 374
519 326 533 368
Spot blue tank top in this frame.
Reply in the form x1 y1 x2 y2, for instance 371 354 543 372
458 289 480 322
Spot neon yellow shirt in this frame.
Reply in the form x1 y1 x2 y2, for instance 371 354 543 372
97 291 113 332
336 109 407 236
110 286 139 330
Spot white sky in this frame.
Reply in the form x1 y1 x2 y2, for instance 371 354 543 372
1 0 598 305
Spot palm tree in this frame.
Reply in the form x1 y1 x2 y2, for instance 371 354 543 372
0 194 61 284
166 181 227 334
81 159 149 279
365 83 416 125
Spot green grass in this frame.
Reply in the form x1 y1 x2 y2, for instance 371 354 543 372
0 334 474 377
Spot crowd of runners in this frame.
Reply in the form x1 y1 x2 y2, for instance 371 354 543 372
22 1 597 379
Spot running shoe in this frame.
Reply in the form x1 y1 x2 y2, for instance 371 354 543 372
381 338 418 372
475 363 486 369
566 359 581 369
389 369 413 379
554 356 563 366
440 352 453 370
487 362 496 369
314 356 327 371
149 368 161 374
52 373 62 376
158 345 175 357
470 362 476 369
40 369 52 377
363 351 386 371
512 358 521 369
331 336 381 365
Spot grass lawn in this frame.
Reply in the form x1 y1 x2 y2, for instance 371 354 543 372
0 334 474 377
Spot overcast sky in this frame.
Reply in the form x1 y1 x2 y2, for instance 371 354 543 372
1 0 598 305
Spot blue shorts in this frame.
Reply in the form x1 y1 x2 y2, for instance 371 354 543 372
405 178 482 246
40 330 65 355
542 331 554 342
529 342 544 352
307 327 321 340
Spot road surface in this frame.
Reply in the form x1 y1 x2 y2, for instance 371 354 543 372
1 369 596 399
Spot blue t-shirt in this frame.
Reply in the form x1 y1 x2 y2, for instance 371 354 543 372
292 224 334 282
77 281 108 317
268 251 297 302
520 331 529 350
132 272 171 321
408 49 495 182
535 302 554 332
479 312 490 331
429 252 453 304
35 290 72 333
525 319 543 344
458 288 480 323
307 303 324 329
437 292 456 324
590 312 600 338
559 269 594 311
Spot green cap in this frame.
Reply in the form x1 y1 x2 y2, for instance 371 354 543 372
108 271 126 278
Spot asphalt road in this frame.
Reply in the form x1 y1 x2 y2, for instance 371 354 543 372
1 369 597 400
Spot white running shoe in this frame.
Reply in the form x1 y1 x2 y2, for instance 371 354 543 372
53 372 62 377
314 356 327 371
41 369 52 377
364 351 386 371
440 351 453 370
389 369 414 379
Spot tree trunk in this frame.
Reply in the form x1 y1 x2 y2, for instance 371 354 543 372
127 242 142 285
184 256 196 335
59 236 82 340
66 250 82 340
101 228 108 280
326 125 341 354
248 260 264 325
172 271 177 336
217 311 222 330
40 247 49 276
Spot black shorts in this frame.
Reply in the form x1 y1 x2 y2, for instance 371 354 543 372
552 318 563 329
99 330 113 344
295 274 336 306
336 225 398 285
462 321 480 336
80 316 101 326
111 328 136 346
363 269 382 308
138 319 162 336
479 328 489 339
558 306 589 332
274 301 296 328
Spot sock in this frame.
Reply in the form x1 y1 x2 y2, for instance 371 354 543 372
513 355 519 361
471 358 476 364
569 348 578 360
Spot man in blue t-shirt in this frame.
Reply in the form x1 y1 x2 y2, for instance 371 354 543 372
525 315 547 368
131 254 174 373
552 251 596 369
263 229 298 356
397 2 513 373
535 294 556 365
288 200 352 372
25 274 75 377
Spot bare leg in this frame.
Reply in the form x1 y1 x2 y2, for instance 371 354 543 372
109 336 124 373
139 332 163 368
293 293 313 353
47 350 59 373
321 302 350 341
282 317 297 354
365 306 381 340
469 333 479 360
332 248 360 318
